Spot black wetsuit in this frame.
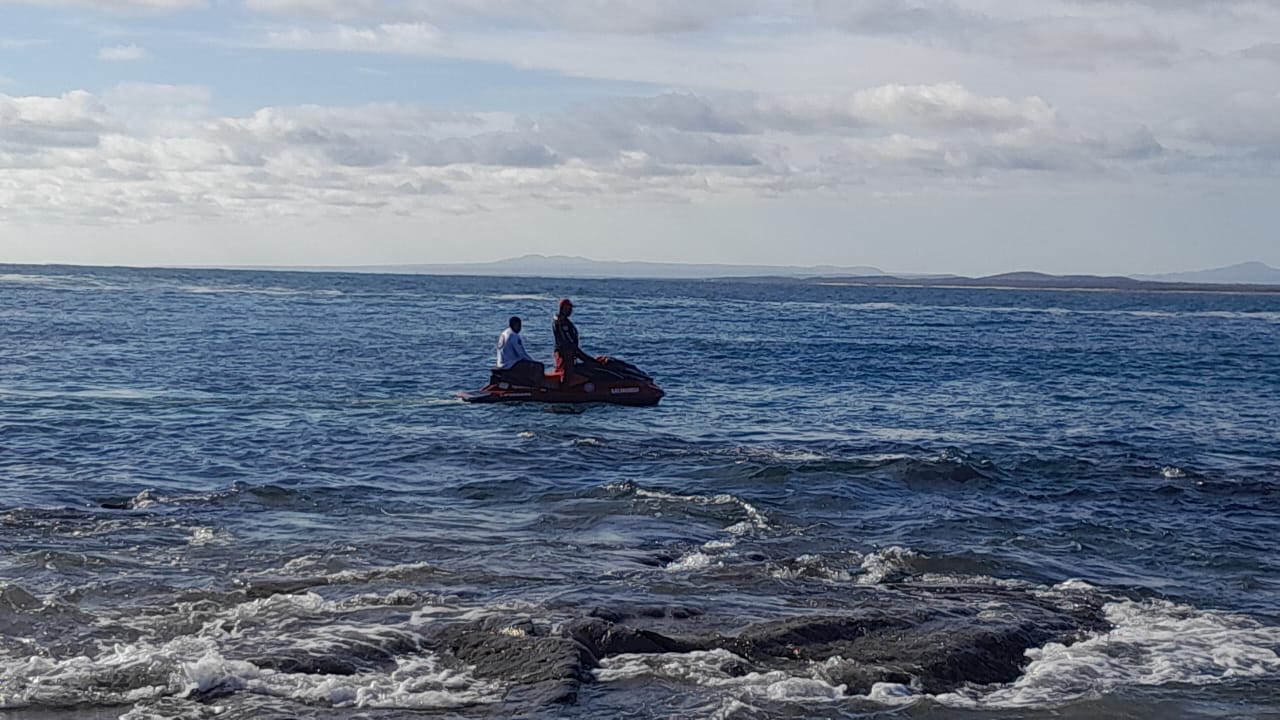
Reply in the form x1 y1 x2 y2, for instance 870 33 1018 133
553 313 581 380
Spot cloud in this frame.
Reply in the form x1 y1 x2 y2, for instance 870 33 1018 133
261 23 443 55
813 0 994 36
0 90 113 150
243 0 767 33
1242 42 1280 62
1004 17 1181 68
0 38 51 49
0 0 204 11
0 82 1219 227
98 43 150 61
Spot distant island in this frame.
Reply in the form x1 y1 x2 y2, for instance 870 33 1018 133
315 254 888 280
797 270 1280 294
283 256 1280 292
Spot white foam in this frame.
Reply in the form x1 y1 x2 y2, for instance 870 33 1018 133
0 592 502 711
187 526 233 546
1161 466 1187 479
768 554 854 583
125 484 245 510
867 682 918 704
665 552 717 573
0 273 118 290
760 677 845 700
597 649 845 702
935 598 1280 709
175 284 343 297
633 487 770 529
325 561 438 585
491 293 556 301
856 546 919 584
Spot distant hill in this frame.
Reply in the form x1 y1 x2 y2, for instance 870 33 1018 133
241 256 1280 289
803 270 1280 293
316 255 886 279
1133 261 1280 285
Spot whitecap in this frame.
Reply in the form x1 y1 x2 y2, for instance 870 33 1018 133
866 682 918 704
597 649 846 702
934 597 1280 709
633 487 770 529
665 551 717 573
174 284 343 297
768 554 854 583
491 293 556 301
856 546 920 584
0 591 504 711
187 527 233 546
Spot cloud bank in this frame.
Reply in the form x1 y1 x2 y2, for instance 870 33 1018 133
8 78 1273 226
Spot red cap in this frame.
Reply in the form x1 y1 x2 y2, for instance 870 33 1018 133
559 298 573 310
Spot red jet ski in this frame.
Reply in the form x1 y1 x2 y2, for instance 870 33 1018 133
458 357 665 406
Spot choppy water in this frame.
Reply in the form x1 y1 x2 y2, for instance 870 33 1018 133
1 265 1278 719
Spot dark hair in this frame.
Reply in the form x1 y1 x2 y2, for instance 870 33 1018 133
509 316 521 330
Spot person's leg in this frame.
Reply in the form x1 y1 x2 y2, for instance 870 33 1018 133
554 351 572 386
510 359 541 385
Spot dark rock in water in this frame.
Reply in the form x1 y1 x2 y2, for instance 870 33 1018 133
666 584 1109 694
564 616 696 659
424 615 596 705
243 627 426 677
250 653 363 676
419 584 1109 705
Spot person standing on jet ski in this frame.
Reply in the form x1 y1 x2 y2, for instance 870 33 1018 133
553 298 597 385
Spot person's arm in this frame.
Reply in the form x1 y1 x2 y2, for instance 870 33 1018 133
568 320 593 362
514 333 534 363
553 318 568 353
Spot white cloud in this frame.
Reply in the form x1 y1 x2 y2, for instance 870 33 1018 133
98 43 150 61
5 82 1248 228
0 90 113 150
243 0 769 33
0 38 50 49
262 22 443 54
0 0 204 11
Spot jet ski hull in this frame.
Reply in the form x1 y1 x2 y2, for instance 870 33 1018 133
458 381 664 406
459 358 665 406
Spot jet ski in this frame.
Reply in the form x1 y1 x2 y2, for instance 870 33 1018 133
458 357 665 406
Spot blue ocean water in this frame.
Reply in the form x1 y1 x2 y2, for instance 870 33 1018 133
1 265 1278 718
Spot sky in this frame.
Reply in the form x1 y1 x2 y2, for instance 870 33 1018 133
1 0 1278 274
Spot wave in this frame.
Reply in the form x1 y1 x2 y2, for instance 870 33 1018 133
763 547 923 585
592 578 1280 712
606 481 770 530
104 484 257 510
935 588 1280 709
172 284 344 298
0 589 500 712
601 481 771 574
490 293 558 301
0 273 122 291
596 647 846 697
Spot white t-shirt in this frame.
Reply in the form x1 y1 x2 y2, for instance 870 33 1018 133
496 327 534 368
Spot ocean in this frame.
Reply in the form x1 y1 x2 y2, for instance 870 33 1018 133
1 265 1277 719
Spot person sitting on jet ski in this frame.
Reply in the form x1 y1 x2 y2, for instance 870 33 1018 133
553 298 598 385
496 316 542 383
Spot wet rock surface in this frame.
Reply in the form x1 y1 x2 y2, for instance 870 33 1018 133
422 583 1111 704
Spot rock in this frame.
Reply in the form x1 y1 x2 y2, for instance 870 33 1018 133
417 583 1109 705
423 616 597 705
